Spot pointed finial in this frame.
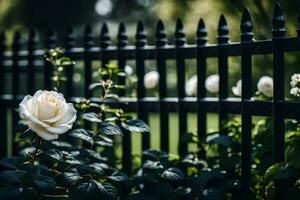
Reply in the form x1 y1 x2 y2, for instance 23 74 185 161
117 22 128 48
240 8 253 41
272 3 286 38
65 26 75 50
0 31 6 51
217 15 229 44
84 24 94 49
196 18 207 46
28 29 38 51
136 20 147 48
156 19 167 47
45 27 57 49
175 18 186 47
12 30 21 50
100 23 110 49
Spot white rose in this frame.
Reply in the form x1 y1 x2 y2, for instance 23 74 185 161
19 90 77 141
232 79 242 96
125 65 133 76
205 74 219 93
185 75 197 96
290 87 300 97
257 76 273 97
144 71 159 89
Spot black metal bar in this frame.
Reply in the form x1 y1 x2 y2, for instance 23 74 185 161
100 23 110 65
27 29 37 95
240 8 254 198
0 31 7 158
136 20 150 151
83 25 94 132
156 20 169 153
272 3 286 200
44 28 57 90
12 30 21 155
65 26 75 99
196 18 207 158
117 22 132 175
175 19 187 158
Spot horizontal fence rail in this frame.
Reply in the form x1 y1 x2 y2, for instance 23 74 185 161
0 2 299 199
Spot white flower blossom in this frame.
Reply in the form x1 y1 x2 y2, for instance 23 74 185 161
290 73 300 97
257 76 273 97
125 65 133 76
205 74 219 93
232 79 242 96
185 75 198 96
19 90 77 141
290 73 300 88
290 87 300 97
144 71 159 89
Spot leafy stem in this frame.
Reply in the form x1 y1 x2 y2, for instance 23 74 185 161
31 137 42 165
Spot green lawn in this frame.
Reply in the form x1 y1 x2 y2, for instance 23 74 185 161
126 113 219 156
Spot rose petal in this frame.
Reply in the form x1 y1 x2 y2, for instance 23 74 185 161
27 122 58 141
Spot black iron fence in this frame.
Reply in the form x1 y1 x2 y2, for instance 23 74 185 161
0 2 300 199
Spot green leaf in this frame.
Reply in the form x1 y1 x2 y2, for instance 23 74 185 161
0 157 22 170
33 175 56 191
89 83 103 90
100 122 122 135
70 180 118 200
43 149 84 166
94 135 113 147
181 154 207 168
206 133 232 147
121 119 150 133
161 167 185 181
180 132 199 143
142 149 168 163
0 186 23 200
82 113 102 123
62 171 82 186
265 162 297 183
0 170 27 185
69 129 94 145
201 188 225 200
107 171 129 182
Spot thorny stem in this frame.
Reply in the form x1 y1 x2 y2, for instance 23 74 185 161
31 137 42 164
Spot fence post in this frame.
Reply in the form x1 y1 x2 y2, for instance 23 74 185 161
27 29 38 95
196 18 207 158
175 19 187 158
0 31 7 158
12 30 21 155
117 22 132 175
240 8 254 198
135 20 150 151
272 3 286 200
156 20 169 153
64 26 75 99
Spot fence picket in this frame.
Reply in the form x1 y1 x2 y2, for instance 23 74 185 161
240 8 254 198
156 20 169 153
0 31 7 158
175 19 187 158
272 3 286 200
117 22 132 175
44 28 57 90
196 18 207 158
65 26 75 99
136 20 150 151
12 31 21 155
27 29 37 95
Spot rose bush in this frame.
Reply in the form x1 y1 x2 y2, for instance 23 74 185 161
19 90 77 141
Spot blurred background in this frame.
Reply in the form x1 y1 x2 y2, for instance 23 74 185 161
2 0 300 156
